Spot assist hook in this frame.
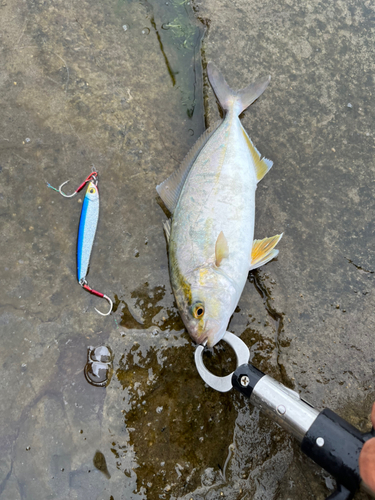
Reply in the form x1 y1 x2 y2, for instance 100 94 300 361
81 282 113 316
59 179 77 198
95 295 113 317
47 172 99 198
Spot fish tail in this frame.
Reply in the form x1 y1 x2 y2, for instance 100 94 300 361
207 62 271 116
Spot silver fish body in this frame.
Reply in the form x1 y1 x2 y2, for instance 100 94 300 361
157 62 282 347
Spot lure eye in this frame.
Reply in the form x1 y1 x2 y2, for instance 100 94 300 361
89 188 95 194
192 303 205 319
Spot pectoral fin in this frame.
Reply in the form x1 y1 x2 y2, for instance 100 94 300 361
215 231 229 267
249 234 283 271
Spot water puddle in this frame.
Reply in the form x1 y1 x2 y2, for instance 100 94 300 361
114 340 237 498
113 282 184 332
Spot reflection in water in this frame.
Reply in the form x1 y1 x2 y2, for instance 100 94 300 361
115 342 237 497
114 282 185 332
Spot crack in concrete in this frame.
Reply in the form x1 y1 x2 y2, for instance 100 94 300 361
346 258 374 274
193 4 211 130
0 457 14 497
249 270 293 388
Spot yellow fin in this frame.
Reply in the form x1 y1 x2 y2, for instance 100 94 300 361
250 234 283 270
242 126 273 182
215 231 229 267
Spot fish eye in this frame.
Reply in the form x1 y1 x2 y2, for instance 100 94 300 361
89 188 95 194
192 303 205 319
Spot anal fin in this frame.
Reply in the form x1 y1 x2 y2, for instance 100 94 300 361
249 234 283 271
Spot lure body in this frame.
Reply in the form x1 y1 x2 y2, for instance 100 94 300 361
77 181 99 283
47 171 112 316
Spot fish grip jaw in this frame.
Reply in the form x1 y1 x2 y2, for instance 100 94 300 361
194 332 251 393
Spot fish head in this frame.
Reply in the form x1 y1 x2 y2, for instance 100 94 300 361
177 267 238 348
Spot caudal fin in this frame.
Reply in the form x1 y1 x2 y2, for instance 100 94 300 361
207 62 271 116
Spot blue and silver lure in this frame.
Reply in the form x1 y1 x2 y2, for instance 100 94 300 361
47 171 112 316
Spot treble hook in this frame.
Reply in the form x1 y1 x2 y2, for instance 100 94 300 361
59 179 77 198
82 283 113 316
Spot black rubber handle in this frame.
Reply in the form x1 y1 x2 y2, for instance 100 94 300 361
301 409 365 494
326 483 355 500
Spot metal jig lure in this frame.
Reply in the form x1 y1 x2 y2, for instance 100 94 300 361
47 171 113 316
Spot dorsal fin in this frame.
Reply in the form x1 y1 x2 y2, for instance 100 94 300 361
156 120 222 213
241 125 273 182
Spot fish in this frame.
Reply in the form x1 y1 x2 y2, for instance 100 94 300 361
157 62 282 347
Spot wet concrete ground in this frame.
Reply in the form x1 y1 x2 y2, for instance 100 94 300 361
0 0 374 498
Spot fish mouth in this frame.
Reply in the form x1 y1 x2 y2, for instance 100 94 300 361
187 320 227 347
194 333 209 347
203 323 227 348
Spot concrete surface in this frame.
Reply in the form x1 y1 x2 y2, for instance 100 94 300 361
0 0 374 498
